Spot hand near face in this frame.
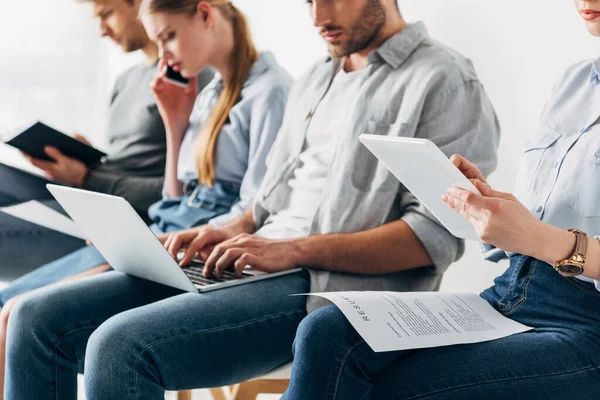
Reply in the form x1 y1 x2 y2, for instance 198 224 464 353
151 59 198 135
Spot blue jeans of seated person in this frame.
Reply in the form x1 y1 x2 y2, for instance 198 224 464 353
282 255 600 400
0 164 84 279
4 269 310 399
0 180 240 307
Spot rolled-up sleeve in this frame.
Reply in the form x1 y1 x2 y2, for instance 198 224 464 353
401 81 501 272
209 86 289 227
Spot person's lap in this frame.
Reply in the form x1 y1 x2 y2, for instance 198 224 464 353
5 269 311 399
0 163 54 207
0 199 85 281
0 245 106 306
371 326 600 399
284 256 600 399
0 219 165 306
0 164 86 279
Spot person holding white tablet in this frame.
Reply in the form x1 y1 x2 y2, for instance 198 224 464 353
282 1 600 398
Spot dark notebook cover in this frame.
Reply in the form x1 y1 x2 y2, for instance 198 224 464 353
5 122 106 166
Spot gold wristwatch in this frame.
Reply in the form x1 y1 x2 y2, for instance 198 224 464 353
553 229 588 277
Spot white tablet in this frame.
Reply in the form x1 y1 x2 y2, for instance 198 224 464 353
359 134 480 241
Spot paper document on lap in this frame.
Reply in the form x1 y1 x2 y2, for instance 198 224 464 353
0 200 85 240
0 142 48 179
303 291 532 352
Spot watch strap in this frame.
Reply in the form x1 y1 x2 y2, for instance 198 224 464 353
568 229 588 264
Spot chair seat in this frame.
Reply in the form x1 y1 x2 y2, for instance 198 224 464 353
251 362 293 381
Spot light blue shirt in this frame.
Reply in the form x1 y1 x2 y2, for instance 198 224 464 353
173 52 293 226
484 58 600 292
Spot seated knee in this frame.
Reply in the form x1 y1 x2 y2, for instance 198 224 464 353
295 305 349 353
0 298 17 329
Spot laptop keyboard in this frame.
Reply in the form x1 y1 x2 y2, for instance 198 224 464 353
182 260 253 287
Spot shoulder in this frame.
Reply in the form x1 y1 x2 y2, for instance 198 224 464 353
241 56 294 105
295 55 332 85
405 38 482 96
550 59 595 95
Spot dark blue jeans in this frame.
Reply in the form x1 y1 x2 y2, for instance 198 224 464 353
0 180 240 306
4 269 310 399
283 255 600 399
0 164 84 280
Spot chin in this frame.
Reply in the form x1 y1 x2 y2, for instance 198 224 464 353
587 25 600 37
180 69 194 79
327 44 347 58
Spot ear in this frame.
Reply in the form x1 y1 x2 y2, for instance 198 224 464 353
195 1 213 26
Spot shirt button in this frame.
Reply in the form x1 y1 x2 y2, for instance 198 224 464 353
287 156 295 165
305 111 313 120
536 206 543 213
261 194 267 201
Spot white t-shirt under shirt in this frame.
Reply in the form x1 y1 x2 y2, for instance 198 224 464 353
256 65 368 239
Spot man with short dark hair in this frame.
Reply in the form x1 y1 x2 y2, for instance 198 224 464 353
0 0 214 278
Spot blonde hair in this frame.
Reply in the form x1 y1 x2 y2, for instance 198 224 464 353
141 0 258 186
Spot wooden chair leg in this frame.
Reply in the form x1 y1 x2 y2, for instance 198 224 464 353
177 390 193 400
210 387 229 400
177 388 228 400
230 379 290 400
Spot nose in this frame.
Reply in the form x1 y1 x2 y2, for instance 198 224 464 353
99 21 110 37
311 1 333 29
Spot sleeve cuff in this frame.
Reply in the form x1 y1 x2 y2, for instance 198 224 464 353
402 212 463 273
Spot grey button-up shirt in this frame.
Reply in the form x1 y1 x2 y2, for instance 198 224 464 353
253 23 501 311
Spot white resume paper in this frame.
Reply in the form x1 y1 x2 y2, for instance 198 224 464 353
306 291 532 352
0 200 85 240
0 142 49 179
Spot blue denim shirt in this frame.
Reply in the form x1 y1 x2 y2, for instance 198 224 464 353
167 52 293 227
484 58 600 292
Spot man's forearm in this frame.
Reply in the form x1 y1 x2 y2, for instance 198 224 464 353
292 220 434 275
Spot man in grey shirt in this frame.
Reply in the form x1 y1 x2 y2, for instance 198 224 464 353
0 0 213 278
171 0 500 312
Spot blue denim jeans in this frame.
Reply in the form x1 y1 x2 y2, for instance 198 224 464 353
4 269 310 399
0 164 84 280
0 180 240 306
282 255 600 399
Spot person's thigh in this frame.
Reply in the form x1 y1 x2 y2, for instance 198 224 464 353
5 271 184 399
372 329 600 399
0 164 53 206
0 201 85 281
0 245 107 306
0 217 85 281
84 270 311 397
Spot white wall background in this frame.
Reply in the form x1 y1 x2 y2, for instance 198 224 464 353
1 0 599 294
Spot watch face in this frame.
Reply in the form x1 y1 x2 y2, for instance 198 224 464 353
557 263 584 277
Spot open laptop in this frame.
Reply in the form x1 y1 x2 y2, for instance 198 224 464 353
46 185 302 293
359 134 481 241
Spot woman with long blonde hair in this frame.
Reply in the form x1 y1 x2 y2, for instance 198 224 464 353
2 1 293 398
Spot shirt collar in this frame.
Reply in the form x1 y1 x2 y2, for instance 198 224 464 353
591 58 600 83
207 51 275 91
368 22 429 69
